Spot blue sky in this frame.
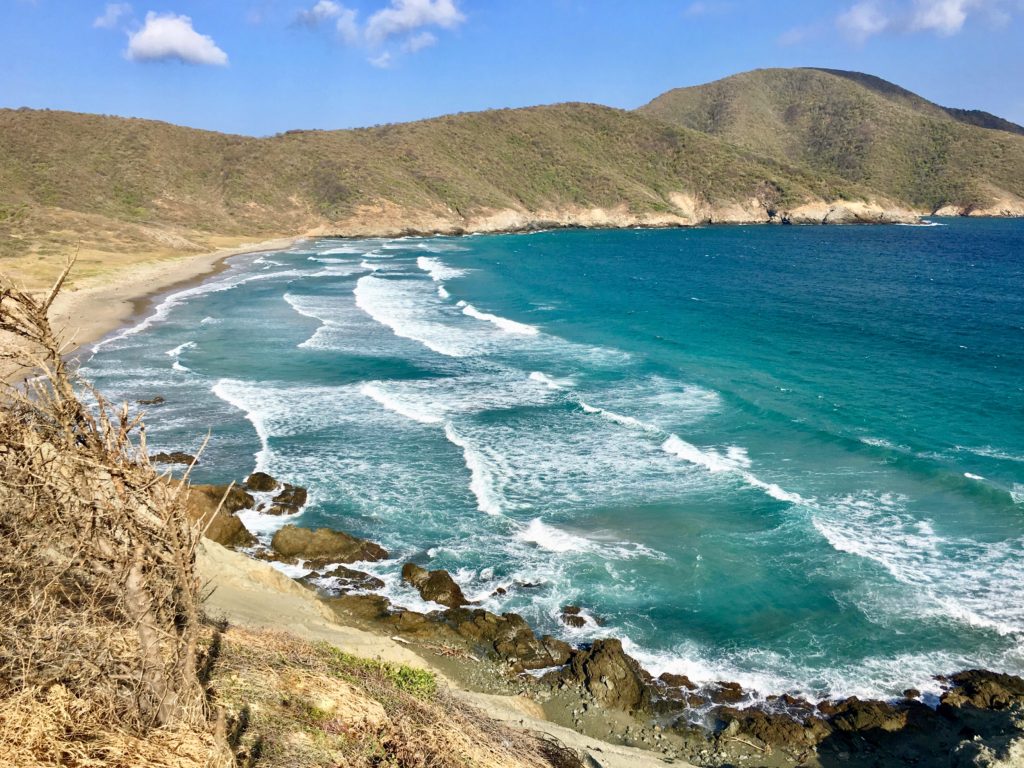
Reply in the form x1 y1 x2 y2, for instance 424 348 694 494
2 0 1023 135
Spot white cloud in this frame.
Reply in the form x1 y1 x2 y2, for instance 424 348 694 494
295 0 343 27
911 0 977 33
336 7 360 44
836 0 1019 40
365 0 465 44
369 51 393 68
93 3 132 30
402 30 437 52
838 1 891 40
126 12 228 66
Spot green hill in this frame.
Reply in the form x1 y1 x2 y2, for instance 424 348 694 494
638 67 1024 212
0 101 876 281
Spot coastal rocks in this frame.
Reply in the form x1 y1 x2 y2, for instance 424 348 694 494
267 484 308 515
941 670 1024 711
137 395 165 406
560 606 586 629
824 696 910 733
785 200 920 225
401 563 468 608
552 639 651 714
302 565 385 594
244 472 279 492
712 706 830 749
439 607 572 670
150 451 197 465
184 484 256 548
658 672 697 691
270 524 387 568
244 472 308 515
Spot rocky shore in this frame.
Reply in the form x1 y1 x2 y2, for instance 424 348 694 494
176 468 1024 768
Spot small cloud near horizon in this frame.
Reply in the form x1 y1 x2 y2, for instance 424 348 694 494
126 11 228 66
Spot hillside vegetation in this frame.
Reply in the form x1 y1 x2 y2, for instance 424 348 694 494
3 68 1024 287
639 67 1024 213
0 101 872 285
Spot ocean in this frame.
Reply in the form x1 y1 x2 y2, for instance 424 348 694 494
81 218 1024 703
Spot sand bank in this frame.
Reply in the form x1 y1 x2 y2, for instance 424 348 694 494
197 540 681 768
47 235 302 357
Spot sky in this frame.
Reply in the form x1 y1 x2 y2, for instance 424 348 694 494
2 0 1023 136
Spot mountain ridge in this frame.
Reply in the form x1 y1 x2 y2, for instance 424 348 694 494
2 68 1022 288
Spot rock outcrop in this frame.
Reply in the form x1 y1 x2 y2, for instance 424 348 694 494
271 525 387 568
401 563 468 608
183 483 256 548
551 639 651 714
150 451 197 465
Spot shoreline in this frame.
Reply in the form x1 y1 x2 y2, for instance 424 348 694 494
57 223 1024 766
48 234 305 361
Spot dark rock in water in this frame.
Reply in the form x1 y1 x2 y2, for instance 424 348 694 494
708 680 745 704
554 639 651 714
150 451 197 465
559 605 587 628
183 484 256 548
400 562 468 608
137 396 165 405
271 525 387 568
245 471 280 492
492 587 507 596
267 483 308 515
302 565 385 593
941 669 1024 711
659 672 698 691
904 688 921 700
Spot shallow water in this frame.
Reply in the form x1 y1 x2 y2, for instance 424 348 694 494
81 219 1024 702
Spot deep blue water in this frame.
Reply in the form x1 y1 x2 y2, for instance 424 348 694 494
81 219 1024 702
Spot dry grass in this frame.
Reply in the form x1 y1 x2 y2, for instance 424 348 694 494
0 261 229 767
209 626 584 768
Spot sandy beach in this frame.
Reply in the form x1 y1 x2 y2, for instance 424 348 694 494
46 235 304 357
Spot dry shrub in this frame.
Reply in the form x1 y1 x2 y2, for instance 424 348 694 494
212 627 586 768
0 263 228 766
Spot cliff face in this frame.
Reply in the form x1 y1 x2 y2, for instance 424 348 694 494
638 68 1024 215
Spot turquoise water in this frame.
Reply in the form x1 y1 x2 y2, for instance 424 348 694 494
81 220 1024 702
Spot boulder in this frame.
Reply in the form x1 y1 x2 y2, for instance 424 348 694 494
302 565 385 593
941 670 1024 711
659 672 697 691
556 639 651 713
137 396 165 406
443 607 568 670
245 471 280 492
560 605 586 628
268 483 307 515
708 680 746 705
827 697 908 733
150 451 197 465
400 563 467 608
714 706 832 748
271 525 387 568
183 484 255 548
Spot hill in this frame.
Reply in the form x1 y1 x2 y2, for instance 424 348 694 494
638 67 1024 214
0 102 896 288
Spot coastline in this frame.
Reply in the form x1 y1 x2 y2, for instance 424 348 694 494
56 223 1024 766
48 235 304 360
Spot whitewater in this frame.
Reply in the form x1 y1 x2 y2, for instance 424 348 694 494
80 221 1024 702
